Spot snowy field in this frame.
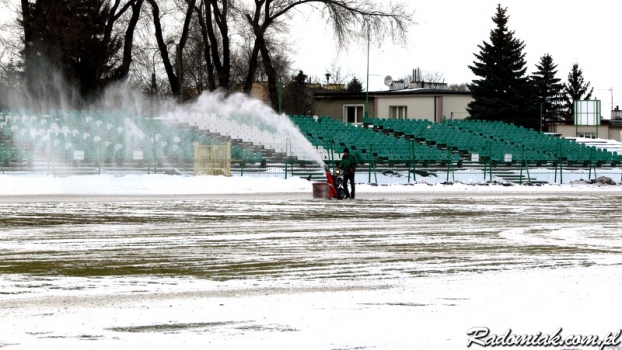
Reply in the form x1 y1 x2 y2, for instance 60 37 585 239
1 175 622 349
1 172 622 196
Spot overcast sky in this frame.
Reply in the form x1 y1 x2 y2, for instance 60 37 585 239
1 1 620 115
289 0 622 114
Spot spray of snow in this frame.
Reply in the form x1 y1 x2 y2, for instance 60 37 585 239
6 65 326 170
159 91 325 168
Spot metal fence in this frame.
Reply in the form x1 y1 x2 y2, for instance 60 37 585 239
1 146 621 185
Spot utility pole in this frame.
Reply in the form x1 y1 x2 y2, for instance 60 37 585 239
365 23 370 120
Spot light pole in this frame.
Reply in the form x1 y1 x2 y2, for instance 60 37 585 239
365 23 370 120
409 124 431 182
597 88 614 116
416 124 431 138
609 88 613 113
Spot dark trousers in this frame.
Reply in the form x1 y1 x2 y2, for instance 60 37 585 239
343 171 355 198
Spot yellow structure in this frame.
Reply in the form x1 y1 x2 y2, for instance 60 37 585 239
193 141 231 176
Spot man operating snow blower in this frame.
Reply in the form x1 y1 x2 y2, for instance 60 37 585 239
340 148 357 199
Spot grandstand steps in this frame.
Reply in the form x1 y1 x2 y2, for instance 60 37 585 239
291 171 326 182
492 170 548 185
569 137 622 154
266 153 290 161
229 139 253 148
213 134 277 160
207 132 232 142
247 144 275 157
0 155 194 175
289 163 325 181
197 129 292 162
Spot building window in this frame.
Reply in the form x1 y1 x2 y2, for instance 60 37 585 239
578 132 596 139
390 106 407 119
343 105 364 123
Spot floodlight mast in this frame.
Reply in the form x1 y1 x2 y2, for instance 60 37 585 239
365 23 370 120
609 88 613 114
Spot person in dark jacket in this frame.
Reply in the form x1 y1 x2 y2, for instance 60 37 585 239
340 148 357 199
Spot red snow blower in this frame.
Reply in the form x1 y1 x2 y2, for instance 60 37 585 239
312 165 346 199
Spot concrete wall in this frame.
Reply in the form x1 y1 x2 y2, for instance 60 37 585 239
315 99 374 122
249 82 269 104
549 124 617 140
610 128 622 142
314 92 472 123
443 95 473 121
375 96 436 120
374 94 472 122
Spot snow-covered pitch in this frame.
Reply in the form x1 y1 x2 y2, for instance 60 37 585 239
1 175 622 349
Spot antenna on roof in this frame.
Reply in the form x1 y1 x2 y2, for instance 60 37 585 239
384 75 392 87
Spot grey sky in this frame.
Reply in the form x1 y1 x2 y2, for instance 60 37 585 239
290 0 621 115
2 0 620 116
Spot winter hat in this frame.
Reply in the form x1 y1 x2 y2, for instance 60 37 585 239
343 148 349 153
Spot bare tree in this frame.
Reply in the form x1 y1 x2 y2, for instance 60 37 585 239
325 58 352 85
192 0 215 91
229 30 255 87
0 24 9 64
0 40 12 108
193 0 232 92
307 74 323 85
241 0 414 109
420 71 444 83
17 0 144 104
147 0 196 102
5 0 413 110
248 35 293 83
0 1 25 106
402 69 444 83
181 24 210 99
108 0 146 85
448 83 469 92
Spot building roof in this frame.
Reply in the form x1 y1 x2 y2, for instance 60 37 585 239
313 90 368 100
371 88 472 96
314 88 471 99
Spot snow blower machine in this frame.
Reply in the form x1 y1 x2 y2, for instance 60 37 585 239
324 165 347 200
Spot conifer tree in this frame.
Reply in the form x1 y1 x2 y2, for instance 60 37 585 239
467 5 538 128
563 63 594 121
283 70 315 115
346 77 363 92
532 54 565 130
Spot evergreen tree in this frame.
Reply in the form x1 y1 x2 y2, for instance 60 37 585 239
467 5 538 129
346 77 363 92
532 54 565 130
283 70 315 115
563 63 594 121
